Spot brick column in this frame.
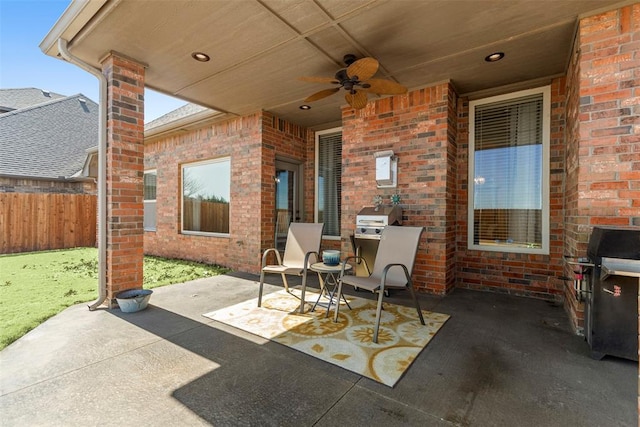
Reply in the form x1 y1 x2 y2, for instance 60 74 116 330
576 5 639 419
341 83 456 294
101 52 145 306
577 5 639 226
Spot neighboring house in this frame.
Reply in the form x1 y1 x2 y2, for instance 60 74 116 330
0 87 65 113
0 88 99 253
40 2 638 340
0 88 98 194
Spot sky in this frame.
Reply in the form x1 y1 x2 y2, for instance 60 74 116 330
0 0 187 123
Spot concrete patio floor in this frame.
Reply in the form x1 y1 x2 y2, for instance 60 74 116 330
0 272 636 426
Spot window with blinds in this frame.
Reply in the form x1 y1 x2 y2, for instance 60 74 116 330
143 170 157 231
316 128 342 237
468 87 550 254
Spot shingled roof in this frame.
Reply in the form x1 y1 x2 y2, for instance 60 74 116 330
0 91 98 180
145 102 207 129
0 88 66 113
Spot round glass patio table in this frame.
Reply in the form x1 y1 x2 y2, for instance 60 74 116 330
309 262 353 317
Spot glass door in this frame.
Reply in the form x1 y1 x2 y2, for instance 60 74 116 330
275 160 302 250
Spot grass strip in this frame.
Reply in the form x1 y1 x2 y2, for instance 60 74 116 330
0 247 229 350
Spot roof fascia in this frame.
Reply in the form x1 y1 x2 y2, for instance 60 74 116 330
39 0 111 58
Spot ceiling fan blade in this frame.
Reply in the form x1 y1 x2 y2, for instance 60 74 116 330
361 78 408 95
298 76 340 84
347 57 379 81
345 91 368 109
304 88 340 102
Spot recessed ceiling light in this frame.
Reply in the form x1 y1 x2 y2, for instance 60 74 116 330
191 52 210 62
485 52 505 62
299 105 311 110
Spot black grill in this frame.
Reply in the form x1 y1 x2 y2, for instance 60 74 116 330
585 227 640 361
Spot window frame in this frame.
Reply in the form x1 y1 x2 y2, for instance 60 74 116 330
180 157 231 237
143 169 157 232
314 127 342 240
467 86 550 254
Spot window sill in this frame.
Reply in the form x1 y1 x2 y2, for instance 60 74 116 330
182 230 230 238
322 235 341 241
469 242 548 255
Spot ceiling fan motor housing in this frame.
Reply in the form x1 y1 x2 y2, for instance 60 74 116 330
335 68 350 83
343 54 357 65
335 68 363 91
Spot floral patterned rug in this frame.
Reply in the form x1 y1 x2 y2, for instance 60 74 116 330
203 288 450 387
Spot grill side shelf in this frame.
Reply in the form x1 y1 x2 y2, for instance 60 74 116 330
600 257 640 280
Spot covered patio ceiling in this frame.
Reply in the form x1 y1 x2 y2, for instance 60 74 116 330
41 0 625 129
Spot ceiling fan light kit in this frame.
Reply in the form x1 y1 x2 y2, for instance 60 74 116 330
300 54 407 110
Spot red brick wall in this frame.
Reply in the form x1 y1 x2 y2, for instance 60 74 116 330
144 111 312 274
102 53 145 303
563 32 584 332
455 78 567 301
303 128 318 227
341 83 458 294
564 4 640 332
569 5 640 416
576 5 640 227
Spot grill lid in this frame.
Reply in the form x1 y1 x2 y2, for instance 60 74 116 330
356 205 402 226
587 227 640 264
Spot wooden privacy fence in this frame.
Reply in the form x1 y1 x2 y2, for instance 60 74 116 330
0 193 97 254
183 198 229 233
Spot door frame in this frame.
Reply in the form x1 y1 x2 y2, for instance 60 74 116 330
275 158 304 222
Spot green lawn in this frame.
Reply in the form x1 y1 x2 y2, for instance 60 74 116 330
0 247 229 350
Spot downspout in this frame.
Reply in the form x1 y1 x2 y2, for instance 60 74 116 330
57 39 107 310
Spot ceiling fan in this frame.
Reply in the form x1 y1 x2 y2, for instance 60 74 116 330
299 54 407 110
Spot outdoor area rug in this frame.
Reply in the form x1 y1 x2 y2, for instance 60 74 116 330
203 288 450 387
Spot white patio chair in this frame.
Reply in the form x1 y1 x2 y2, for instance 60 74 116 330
258 222 324 313
333 225 425 343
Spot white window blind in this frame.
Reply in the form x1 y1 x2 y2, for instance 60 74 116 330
316 130 342 237
469 88 549 253
143 170 157 231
